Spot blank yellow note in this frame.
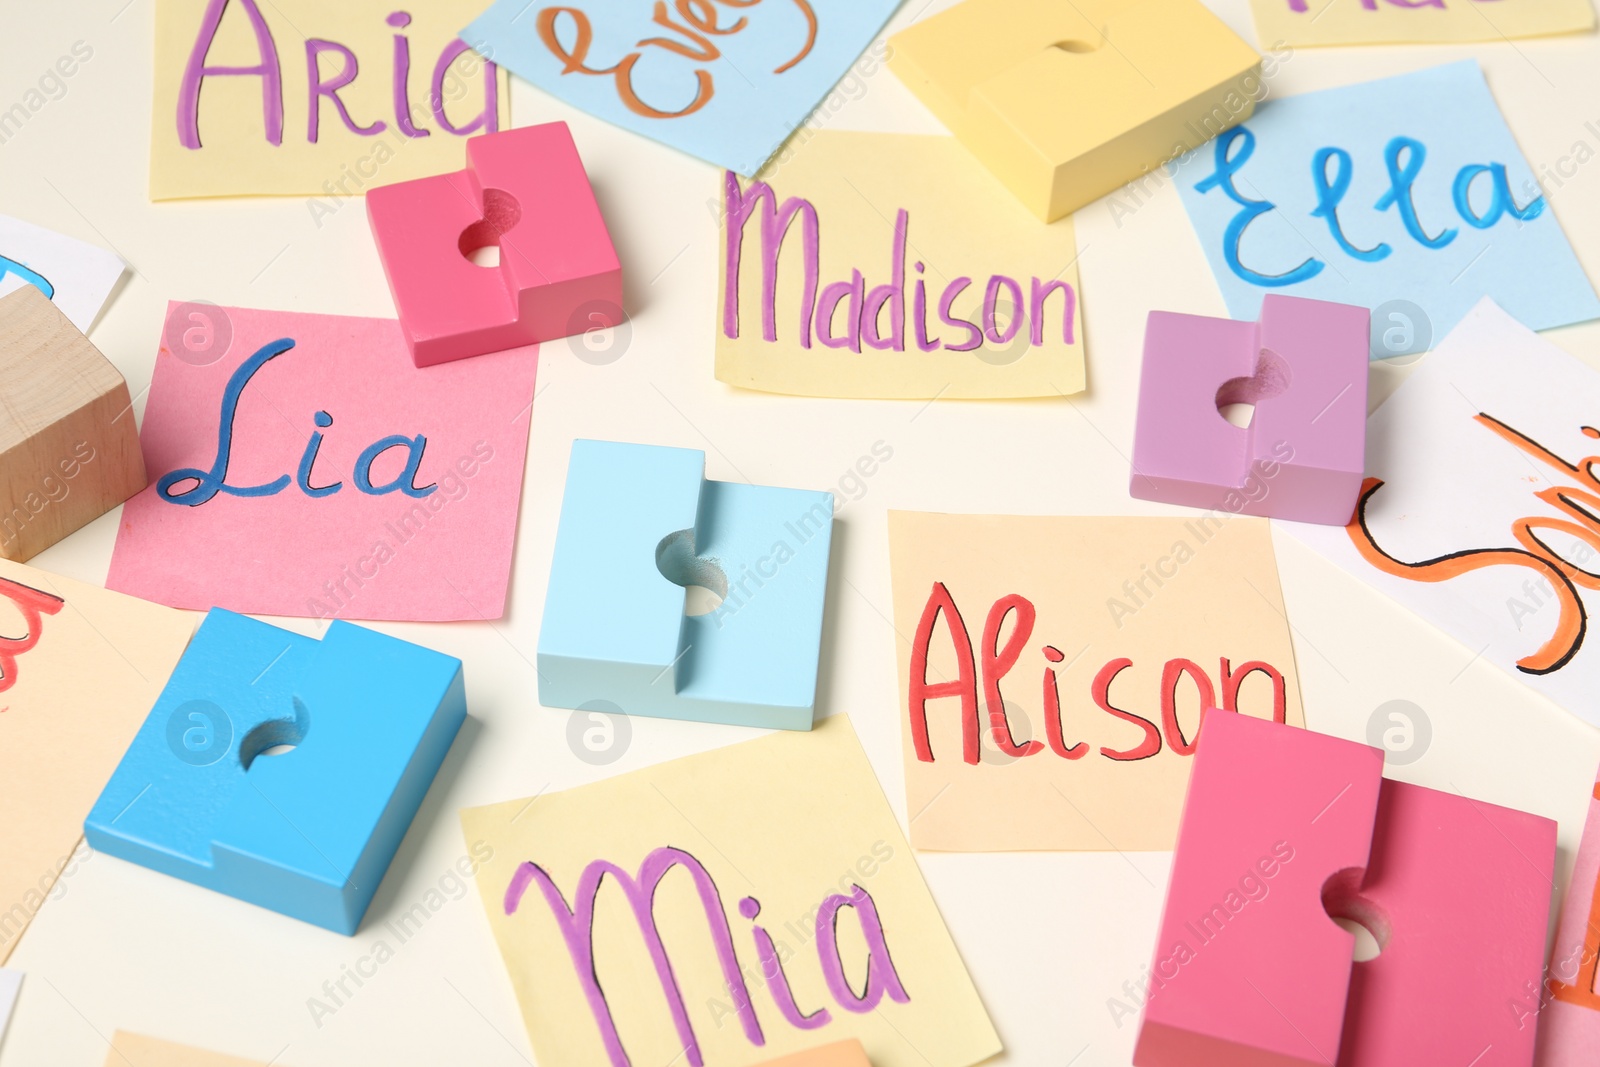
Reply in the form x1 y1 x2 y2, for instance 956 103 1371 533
1250 0 1595 47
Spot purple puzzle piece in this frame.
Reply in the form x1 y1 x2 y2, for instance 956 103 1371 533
1130 294 1369 526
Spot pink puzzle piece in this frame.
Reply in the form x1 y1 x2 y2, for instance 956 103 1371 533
1131 295 1369 525
1136 709 1556 1067
366 121 623 367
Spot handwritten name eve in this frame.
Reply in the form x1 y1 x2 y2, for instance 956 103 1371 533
1350 415 1600 676
177 0 498 147
1197 127 1544 287
156 338 436 507
722 173 1077 356
909 584 1288 764
534 0 818 119
507 846 909 1066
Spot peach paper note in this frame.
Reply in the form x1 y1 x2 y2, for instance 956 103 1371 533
1536 762 1600 1065
889 512 1305 852
0 559 194 963
104 1032 284 1067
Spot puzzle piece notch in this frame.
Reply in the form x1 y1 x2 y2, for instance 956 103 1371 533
1134 710 1556 1067
1131 294 1370 525
85 609 466 934
366 121 622 367
538 440 834 731
889 0 1261 221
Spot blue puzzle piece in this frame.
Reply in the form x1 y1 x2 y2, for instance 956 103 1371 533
538 439 834 731
85 609 466 934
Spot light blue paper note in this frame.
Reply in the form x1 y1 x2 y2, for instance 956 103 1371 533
1175 61 1600 358
462 0 900 175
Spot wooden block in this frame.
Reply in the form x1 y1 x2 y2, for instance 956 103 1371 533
889 0 1261 222
0 285 144 560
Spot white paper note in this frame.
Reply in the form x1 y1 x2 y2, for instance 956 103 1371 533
0 214 124 333
1285 298 1600 727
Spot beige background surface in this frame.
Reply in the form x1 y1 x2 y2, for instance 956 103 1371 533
2 1 1599 1064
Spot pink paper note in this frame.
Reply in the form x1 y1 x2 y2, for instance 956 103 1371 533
108 303 538 621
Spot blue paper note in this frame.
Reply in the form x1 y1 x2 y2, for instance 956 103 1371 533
1175 61 1600 359
462 0 900 175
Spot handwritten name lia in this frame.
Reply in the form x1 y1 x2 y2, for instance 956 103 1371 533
156 338 436 507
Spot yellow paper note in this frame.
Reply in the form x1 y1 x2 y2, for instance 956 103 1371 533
715 131 1086 400
0 560 193 961
151 0 509 200
461 715 1002 1067
105 1032 283 1067
1250 0 1595 47
889 512 1304 852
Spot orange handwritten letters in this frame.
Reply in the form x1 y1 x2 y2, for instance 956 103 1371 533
1289 297 1600 727
533 1 818 119
462 0 902 174
1347 413 1600 676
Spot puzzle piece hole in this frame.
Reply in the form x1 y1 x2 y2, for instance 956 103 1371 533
1048 38 1101 54
240 697 310 770
655 529 728 617
1215 348 1292 430
458 188 522 270
1321 866 1389 963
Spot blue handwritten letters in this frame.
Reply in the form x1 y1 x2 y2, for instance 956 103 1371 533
155 338 435 507
460 0 900 175
1176 61 1599 352
106 304 539 623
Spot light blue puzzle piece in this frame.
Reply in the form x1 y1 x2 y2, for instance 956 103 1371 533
538 439 834 730
84 609 466 935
